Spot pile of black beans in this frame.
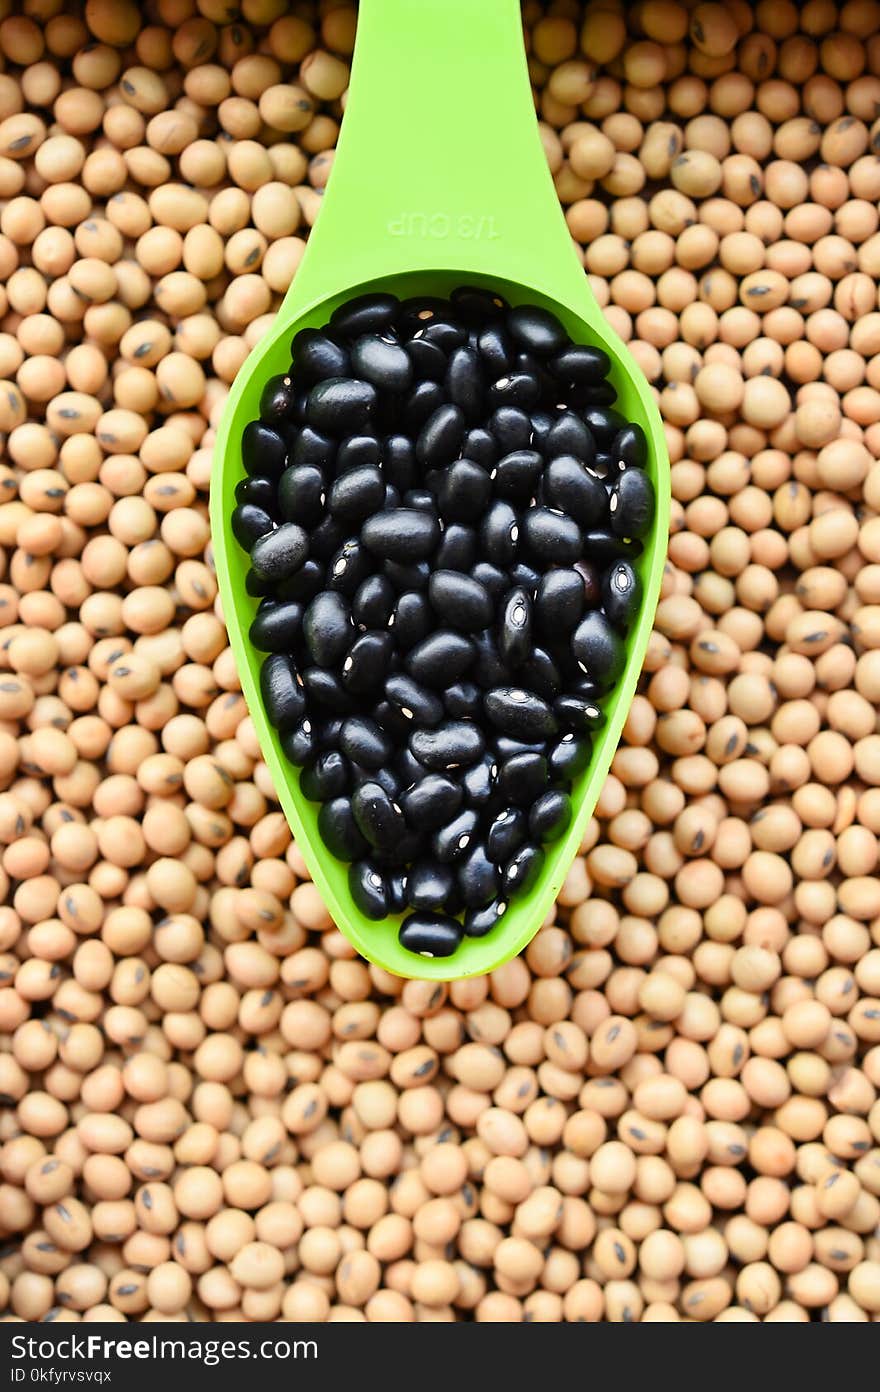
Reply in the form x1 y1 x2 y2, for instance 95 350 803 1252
232 287 655 958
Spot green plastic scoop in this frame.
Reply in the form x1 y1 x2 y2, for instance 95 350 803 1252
211 0 669 980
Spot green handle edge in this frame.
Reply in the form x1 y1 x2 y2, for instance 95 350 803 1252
211 0 670 980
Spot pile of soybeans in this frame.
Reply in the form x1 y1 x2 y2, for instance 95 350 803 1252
2 0 880 1324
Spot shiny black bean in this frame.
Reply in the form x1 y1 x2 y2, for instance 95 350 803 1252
458 843 500 909
489 371 540 409
341 630 393 693
543 456 606 527
300 749 349 801
335 434 381 474
351 781 406 850
292 328 350 382
545 412 595 463
613 422 647 469
259 375 296 422
397 296 447 335
507 304 567 356
250 522 309 580
384 558 430 592
509 563 541 593
292 426 335 470
521 508 581 565
383 434 416 491
277 558 323 603
406 860 455 911
328 464 384 525
428 570 493 633
498 586 532 668
451 285 507 323
418 319 467 351
438 460 492 523
480 500 519 566
406 336 447 382
446 345 484 421
402 488 436 513
399 911 463 958
235 475 276 510
361 508 440 562
358 762 402 799
554 695 604 734
435 523 477 572
330 292 399 337
462 427 497 468
575 560 601 607
492 449 543 504
278 465 324 527
260 654 305 732
503 843 544 897
548 732 591 781
580 530 641 567
609 468 655 539
402 380 444 433
497 751 548 805
464 900 507 937
401 774 462 830
309 516 345 563
444 681 481 719
530 410 555 449
303 591 352 666
485 687 558 741
470 629 511 688
529 790 572 843
318 797 368 861
350 334 413 392
349 860 390 919
302 666 355 714
432 808 480 863
391 591 431 649
470 562 508 603
411 721 484 771
602 561 643 632
385 673 444 726
519 646 562 700
494 734 546 759
371 700 412 743
352 574 394 629
415 403 466 468
243 421 288 477
487 807 527 864
489 407 532 452
245 568 271 597
405 630 474 687
306 377 377 435
550 343 610 385
387 869 408 914
461 752 498 807
232 504 275 549
249 599 302 652
583 405 627 446
317 717 344 749
572 610 626 686
280 718 319 766
477 322 515 376
339 715 391 769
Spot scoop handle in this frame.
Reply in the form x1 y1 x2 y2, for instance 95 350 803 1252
283 0 584 314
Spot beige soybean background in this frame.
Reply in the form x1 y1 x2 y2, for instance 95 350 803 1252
1 0 880 1324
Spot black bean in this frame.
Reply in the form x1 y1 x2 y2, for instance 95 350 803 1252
243 421 287 477
259 375 295 422
361 508 440 562
309 515 345 562
292 426 335 470
458 843 501 909
553 695 604 735
464 900 507 937
444 681 481 719
330 292 399 337
550 343 610 385
232 503 275 549
259 654 305 732
462 427 497 468
575 560 601 607
326 538 373 596
383 434 417 491
399 911 463 957
335 434 381 474
301 666 355 715
497 751 548 805
341 630 393 694
416 403 465 467
580 530 641 567
507 304 567 356
277 558 323 603
406 336 447 382
480 499 519 566
470 562 508 604
306 377 377 435
384 558 430 592
489 371 540 409
245 568 272 597
406 860 455 911
292 327 350 382
477 322 515 376
521 507 581 565
494 734 546 759
484 687 558 742
609 468 655 539
461 752 498 807
572 610 626 686
280 718 319 766
432 808 480 863
250 522 309 581
303 591 352 666
543 456 607 527
418 319 467 351
428 570 493 633
401 774 462 831
503 843 544 897
405 630 474 686
498 586 532 668
350 334 413 393
438 460 492 523
387 870 408 914
529 410 555 450
545 412 595 463
602 561 643 632
509 562 541 593
529 790 572 843
235 475 276 510
328 464 384 526
249 599 302 652
487 807 527 864
519 646 562 700
385 672 444 726
492 449 543 504
351 781 405 850
391 591 431 649
371 700 412 743
547 732 591 782
411 721 484 771
612 422 647 469
301 749 349 801
489 406 532 451
451 285 507 323
446 345 484 421
339 715 391 769
278 465 325 527
358 763 401 798
352 574 394 628
318 797 368 861
583 405 627 446
349 860 390 919
402 379 445 433
435 523 477 572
